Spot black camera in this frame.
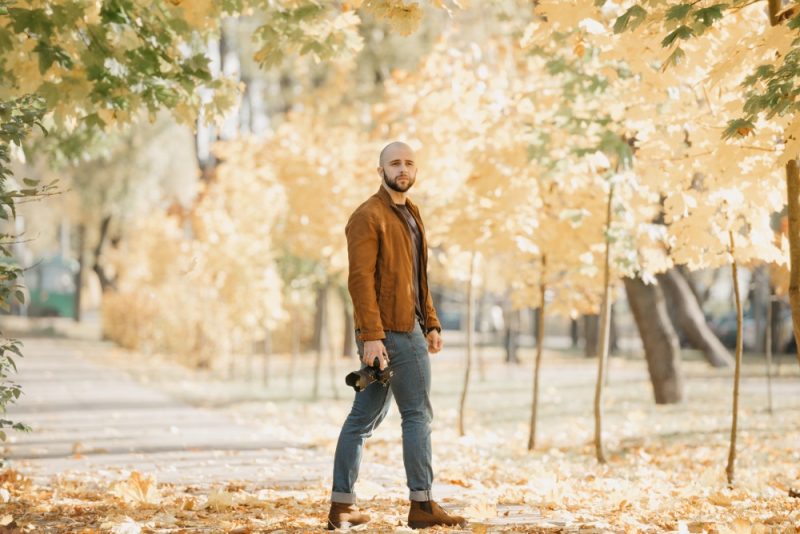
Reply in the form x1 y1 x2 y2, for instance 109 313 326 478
345 360 393 392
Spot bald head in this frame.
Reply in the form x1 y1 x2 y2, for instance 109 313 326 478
378 141 417 194
379 141 414 167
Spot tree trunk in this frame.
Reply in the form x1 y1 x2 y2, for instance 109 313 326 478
312 282 328 400
570 318 579 348
623 277 684 404
458 252 477 437
752 266 770 353
766 288 774 414
504 304 520 363
594 183 614 464
262 330 272 386
342 290 356 359
768 0 800 368
677 265 709 306
93 214 117 292
476 283 486 382
73 224 85 322
769 0 783 25
327 293 339 400
609 303 619 353
726 232 744 485
584 314 599 357
658 268 734 368
288 307 299 392
786 158 800 367
528 256 546 451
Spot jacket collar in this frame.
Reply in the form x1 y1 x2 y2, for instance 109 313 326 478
376 184 417 211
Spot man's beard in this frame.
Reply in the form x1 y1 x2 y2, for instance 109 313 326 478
383 169 415 193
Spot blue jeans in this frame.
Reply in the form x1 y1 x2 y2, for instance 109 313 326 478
331 322 434 503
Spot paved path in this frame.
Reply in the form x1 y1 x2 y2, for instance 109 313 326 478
4 337 326 487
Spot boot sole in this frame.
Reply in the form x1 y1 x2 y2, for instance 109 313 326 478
409 521 467 529
328 520 369 531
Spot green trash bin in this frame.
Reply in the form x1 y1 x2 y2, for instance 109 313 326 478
27 256 78 318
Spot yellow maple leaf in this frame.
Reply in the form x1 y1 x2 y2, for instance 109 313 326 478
111 472 161 505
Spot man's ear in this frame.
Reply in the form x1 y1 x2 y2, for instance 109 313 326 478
377 166 384 178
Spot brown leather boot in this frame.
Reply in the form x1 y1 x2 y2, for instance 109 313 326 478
408 500 467 529
327 501 370 530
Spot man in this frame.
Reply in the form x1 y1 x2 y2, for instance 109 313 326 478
327 142 466 530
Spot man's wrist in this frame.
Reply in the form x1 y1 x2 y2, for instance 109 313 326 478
426 326 441 335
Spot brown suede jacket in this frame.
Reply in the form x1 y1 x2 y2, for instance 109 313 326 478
346 186 441 341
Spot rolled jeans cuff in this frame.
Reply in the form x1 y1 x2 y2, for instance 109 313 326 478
409 489 433 502
331 491 357 504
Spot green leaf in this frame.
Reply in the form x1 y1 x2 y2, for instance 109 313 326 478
694 4 728 26
661 25 694 48
722 118 756 140
7 7 52 36
613 5 647 33
665 4 693 21
13 290 23 304
662 46 686 70
21 178 38 186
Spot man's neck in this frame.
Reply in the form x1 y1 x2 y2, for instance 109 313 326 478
382 182 407 205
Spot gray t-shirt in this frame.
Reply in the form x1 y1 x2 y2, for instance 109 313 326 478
395 204 424 323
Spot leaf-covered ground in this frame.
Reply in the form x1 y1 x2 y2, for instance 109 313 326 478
4 333 800 533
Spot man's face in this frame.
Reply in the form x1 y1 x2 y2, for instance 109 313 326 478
379 146 417 193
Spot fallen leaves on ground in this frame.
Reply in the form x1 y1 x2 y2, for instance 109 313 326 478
8 345 800 532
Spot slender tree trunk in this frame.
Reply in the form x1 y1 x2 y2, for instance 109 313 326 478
262 330 272 386
594 184 614 464
288 307 299 392
752 266 770 353
786 159 800 367
609 304 619 353
726 232 744 485
504 304 520 363
623 276 684 404
584 314 599 357
476 283 487 382
312 282 328 400
73 224 85 322
766 289 774 414
528 256 546 450
458 252 477 437
658 268 734 367
327 295 339 400
93 214 117 292
570 318 579 348
342 291 355 359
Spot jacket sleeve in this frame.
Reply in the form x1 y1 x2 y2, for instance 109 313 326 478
346 210 385 341
424 289 441 333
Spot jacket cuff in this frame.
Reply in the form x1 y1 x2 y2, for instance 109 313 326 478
425 317 441 332
358 329 386 341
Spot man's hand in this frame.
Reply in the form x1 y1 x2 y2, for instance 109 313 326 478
362 340 389 370
426 329 443 354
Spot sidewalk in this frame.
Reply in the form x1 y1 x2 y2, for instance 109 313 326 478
5 337 317 487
